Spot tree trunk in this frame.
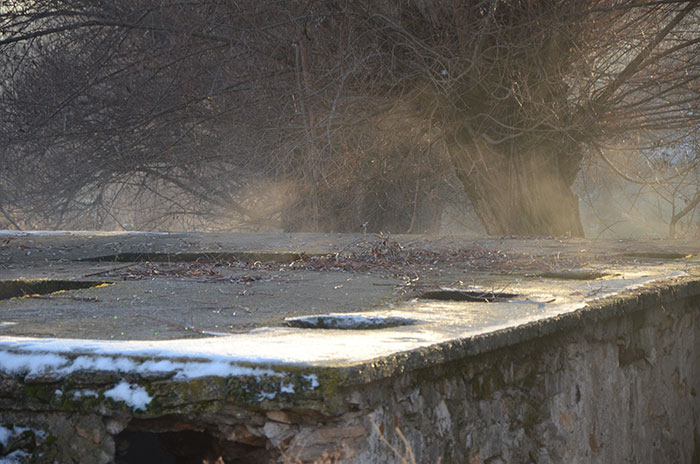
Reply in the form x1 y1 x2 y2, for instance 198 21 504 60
448 137 584 237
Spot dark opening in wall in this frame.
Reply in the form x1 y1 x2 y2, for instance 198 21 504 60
115 427 274 464
82 251 304 264
419 288 518 302
0 279 107 301
115 431 176 464
115 430 221 464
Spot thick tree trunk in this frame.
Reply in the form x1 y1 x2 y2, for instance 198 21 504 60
448 137 584 237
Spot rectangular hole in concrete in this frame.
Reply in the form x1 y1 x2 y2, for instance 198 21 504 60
285 314 417 330
80 251 304 264
419 288 518 302
621 252 692 260
536 271 613 280
0 280 108 301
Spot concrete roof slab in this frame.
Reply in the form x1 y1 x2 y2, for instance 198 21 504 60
0 230 698 380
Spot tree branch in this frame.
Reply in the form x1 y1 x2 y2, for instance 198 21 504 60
593 0 698 106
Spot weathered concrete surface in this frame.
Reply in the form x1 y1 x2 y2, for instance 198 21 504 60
0 231 699 462
0 231 696 343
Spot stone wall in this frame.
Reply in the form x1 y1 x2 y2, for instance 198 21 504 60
1 279 699 463
339 284 700 463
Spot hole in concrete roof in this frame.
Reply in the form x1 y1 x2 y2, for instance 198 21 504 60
419 288 518 302
621 252 692 260
81 251 303 264
0 279 108 301
537 271 613 280
285 314 416 330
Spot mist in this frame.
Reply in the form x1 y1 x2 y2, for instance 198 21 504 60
1 1 698 239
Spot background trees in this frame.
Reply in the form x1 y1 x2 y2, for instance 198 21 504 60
1 1 699 236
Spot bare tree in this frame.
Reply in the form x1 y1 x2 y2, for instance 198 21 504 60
311 0 700 236
1 1 699 236
1 1 301 229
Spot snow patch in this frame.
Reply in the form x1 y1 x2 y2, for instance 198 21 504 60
0 352 281 381
257 391 277 401
0 450 28 463
303 374 320 389
0 348 328 408
200 331 229 337
0 352 67 376
280 382 295 394
133 359 280 380
0 349 321 402
72 389 98 399
104 382 152 411
0 426 11 448
0 425 46 449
